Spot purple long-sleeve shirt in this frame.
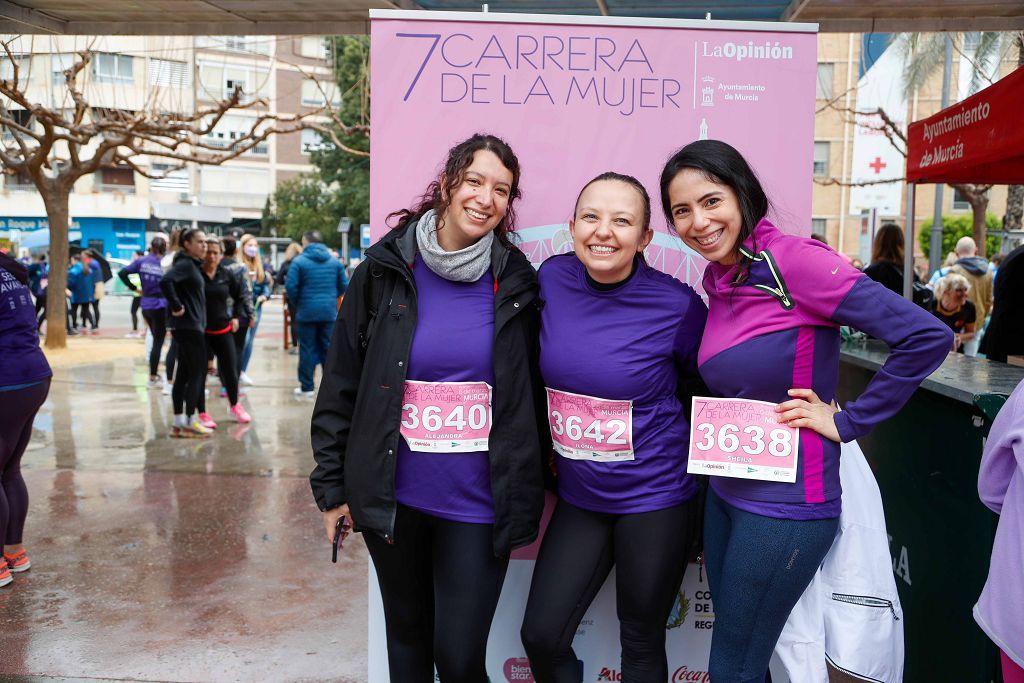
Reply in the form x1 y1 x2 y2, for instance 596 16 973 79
394 256 496 524
698 220 952 519
539 254 707 514
0 262 51 389
974 379 1024 667
121 253 167 310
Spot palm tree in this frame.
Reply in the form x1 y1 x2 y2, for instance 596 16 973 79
897 31 1021 256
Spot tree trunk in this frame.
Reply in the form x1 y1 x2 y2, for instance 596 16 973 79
42 185 71 349
1005 34 1024 236
971 192 989 258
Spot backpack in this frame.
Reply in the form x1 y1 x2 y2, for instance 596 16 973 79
884 262 933 310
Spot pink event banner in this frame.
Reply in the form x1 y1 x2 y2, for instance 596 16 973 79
370 14 817 289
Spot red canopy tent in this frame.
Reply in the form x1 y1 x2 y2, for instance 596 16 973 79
900 66 1024 298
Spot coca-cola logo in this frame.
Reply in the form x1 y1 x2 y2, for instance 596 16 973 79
672 665 711 682
504 657 534 682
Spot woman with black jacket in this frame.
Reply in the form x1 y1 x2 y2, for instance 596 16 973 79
159 228 210 438
195 236 252 429
310 134 547 683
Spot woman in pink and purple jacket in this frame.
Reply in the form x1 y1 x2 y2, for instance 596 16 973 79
975 379 1024 683
660 139 952 682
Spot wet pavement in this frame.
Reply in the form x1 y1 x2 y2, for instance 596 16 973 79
1 323 370 682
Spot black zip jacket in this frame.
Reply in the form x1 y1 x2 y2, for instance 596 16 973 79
309 220 549 557
160 253 206 332
203 263 243 331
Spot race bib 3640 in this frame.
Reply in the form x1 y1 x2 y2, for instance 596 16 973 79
400 380 492 453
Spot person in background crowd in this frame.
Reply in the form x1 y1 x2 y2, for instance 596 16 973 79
981 243 1024 364
810 233 827 244
67 251 95 335
310 133 545 682
161 229 182 395
276 242 303 355
160 228 211 438
932 273 976 354
120 237 169 387
0 251 52 587
27 254 47 328
863 223 920 296
194 236 251 428
124 250 145 338
521 172 707 681
850 257 864 270
238 234 271 386
974 377 1024 683
220 236 254 393
949 236 993 356
990 252 1003 281
286 230 346 397
87 249 104 332
659 139 951 681
928 251 959 286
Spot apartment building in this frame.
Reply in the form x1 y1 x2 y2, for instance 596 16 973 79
0 34 335 260
812 32 1016 261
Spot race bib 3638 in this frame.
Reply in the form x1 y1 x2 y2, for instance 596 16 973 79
687 397 799 483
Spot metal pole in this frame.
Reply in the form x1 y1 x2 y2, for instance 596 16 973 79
904 183 916 301
929 35 954 276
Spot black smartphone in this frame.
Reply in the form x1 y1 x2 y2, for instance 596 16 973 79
331 515 349 563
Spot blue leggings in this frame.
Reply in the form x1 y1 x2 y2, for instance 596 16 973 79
704 489 838 683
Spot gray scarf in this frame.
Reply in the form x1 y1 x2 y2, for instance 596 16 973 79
415 209 493 283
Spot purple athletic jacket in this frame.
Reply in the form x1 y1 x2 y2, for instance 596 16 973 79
974 379 1024 668
698 220 952 519
539 254 707 514
0 261 52 389
121 253 167 310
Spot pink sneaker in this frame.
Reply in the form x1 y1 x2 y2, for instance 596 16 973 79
230 404 252 424
197 412 218 430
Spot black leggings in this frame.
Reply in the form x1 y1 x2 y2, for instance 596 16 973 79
364 504 509 683
130 297 141 331
142 309 168 378
90 300 100 329
199 332 239 411
521 498 696 683
0 379 49 555
170 329 206 416
232 323 248 378
71 302 94 329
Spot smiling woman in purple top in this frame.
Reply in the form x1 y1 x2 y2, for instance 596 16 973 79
309 134 546 682
661 139 952 682
521 173 707 681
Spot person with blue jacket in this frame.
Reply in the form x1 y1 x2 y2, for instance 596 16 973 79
67 252 95 334
285 230 346 396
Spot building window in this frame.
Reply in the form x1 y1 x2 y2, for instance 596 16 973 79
149 59 190 88
0 54 27 82
197 36 274 56
813 141 830 177
97 166 136 193
149 163 190 192
301 80 340 108
92 53 134 83
198 62 269 103
300 36 330 61
202 114 268 155
952 188 971 211
1 109 33 141
811 218 828 237
200 166 270 209
816 63 834 99
5 169 35 190
51 53 76 84
301 128 334 155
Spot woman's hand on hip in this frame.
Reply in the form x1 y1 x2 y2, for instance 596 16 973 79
776 388 841 442
323 504 352 544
